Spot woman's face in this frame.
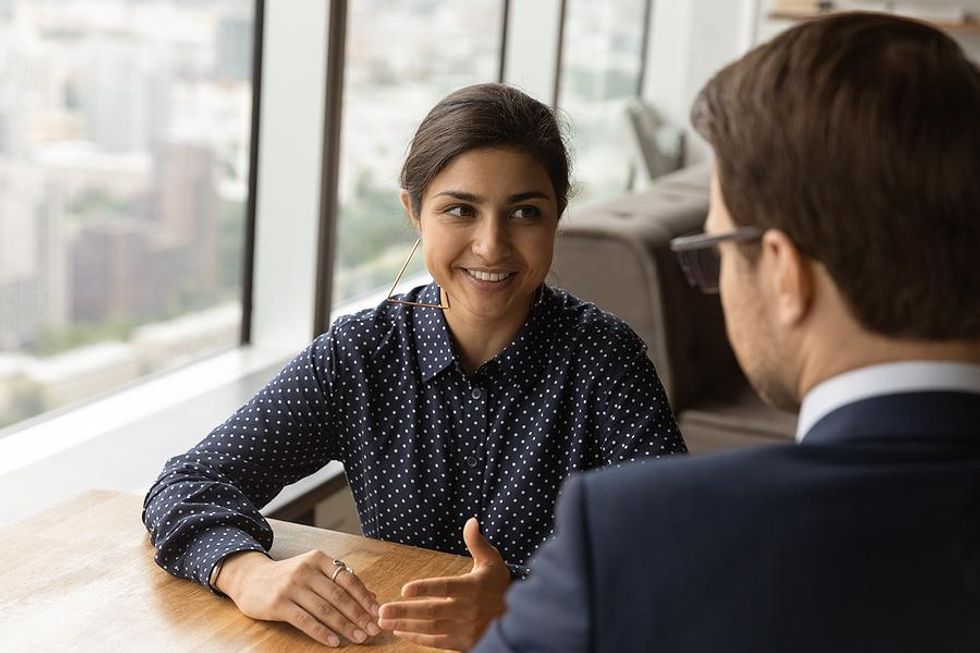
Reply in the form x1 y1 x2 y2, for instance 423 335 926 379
404 146 560 325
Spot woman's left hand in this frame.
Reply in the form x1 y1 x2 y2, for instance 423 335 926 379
377 518 511 651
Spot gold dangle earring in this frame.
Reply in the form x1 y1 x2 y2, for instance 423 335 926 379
385 238 450 309
533 284 546 307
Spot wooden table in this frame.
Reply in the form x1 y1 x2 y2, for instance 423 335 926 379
0 490 472 652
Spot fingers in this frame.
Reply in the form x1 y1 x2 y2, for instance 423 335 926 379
385 546 508 653
320 557 381 618
462 518 501 567
293 586 372 645
381 617 454 635
401 574 473 599
306 573 381 639
299 551 379 633
283 601 342 648
393 630 456 651
277 551 381 645
383 575 502 652
379 598 454 621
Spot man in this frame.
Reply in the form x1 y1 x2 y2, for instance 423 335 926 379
470 12 980 653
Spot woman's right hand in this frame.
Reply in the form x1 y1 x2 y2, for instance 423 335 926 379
215 550 382 647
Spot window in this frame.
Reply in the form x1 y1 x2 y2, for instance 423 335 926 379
0 0 256 430
332 0 503 305
558 0 648 207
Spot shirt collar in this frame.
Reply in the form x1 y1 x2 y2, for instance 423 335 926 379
411 282 456 382
797 361 980 442
410 283 556 383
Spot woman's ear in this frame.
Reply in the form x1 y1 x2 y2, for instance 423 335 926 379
400 190 421 234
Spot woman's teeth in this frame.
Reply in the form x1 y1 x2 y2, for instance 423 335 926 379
466 269 513 282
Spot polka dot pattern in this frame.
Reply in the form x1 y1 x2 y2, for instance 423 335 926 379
143 282 685 590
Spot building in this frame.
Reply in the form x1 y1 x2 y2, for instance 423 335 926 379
69 216 192 323
78 39 170 154
154 143 219 294
0 162 67 349
215 14 253 82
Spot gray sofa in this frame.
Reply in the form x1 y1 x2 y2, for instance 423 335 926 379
551 164 797 453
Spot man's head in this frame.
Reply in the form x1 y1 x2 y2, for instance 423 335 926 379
690 13 980 410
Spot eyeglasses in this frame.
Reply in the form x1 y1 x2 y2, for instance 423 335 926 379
669 226 763 293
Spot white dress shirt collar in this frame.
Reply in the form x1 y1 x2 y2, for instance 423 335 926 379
796 361 980 442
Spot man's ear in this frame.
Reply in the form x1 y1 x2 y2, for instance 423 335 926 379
762 229 813 328
401 190 421 234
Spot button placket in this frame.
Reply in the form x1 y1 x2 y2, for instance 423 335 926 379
466 383 488 472
453 376 487 524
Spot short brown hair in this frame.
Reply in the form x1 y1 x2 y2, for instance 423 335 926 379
400 83 571 218
693 13 980 340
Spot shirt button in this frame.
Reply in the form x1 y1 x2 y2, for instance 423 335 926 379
466 456 479 468
471 387 483 400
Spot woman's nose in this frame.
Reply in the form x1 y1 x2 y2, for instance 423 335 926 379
471 218 511 262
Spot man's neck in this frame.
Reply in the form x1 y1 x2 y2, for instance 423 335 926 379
797 334 980 400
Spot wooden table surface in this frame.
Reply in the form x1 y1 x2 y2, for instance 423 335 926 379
0 490 472 652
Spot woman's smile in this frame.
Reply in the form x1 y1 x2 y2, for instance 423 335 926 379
459 267 519 293
463 269 516 283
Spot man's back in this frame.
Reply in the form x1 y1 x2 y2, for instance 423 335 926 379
478 391 980 652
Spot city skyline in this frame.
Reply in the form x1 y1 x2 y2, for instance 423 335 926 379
0 0 254 428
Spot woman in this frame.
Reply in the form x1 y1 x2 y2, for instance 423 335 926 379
143 83 686 650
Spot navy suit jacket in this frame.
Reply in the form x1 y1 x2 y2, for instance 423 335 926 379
473 392 980 653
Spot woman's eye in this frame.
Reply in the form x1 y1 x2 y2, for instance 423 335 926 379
446 205 475 218
512 206 542 220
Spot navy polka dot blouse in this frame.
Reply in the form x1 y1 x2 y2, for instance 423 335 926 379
143 283 685 589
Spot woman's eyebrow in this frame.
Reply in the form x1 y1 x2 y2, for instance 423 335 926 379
434 190 481 202
432 190 550 203
507 191 550 203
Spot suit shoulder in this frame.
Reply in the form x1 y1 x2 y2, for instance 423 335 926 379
578 444 808 507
